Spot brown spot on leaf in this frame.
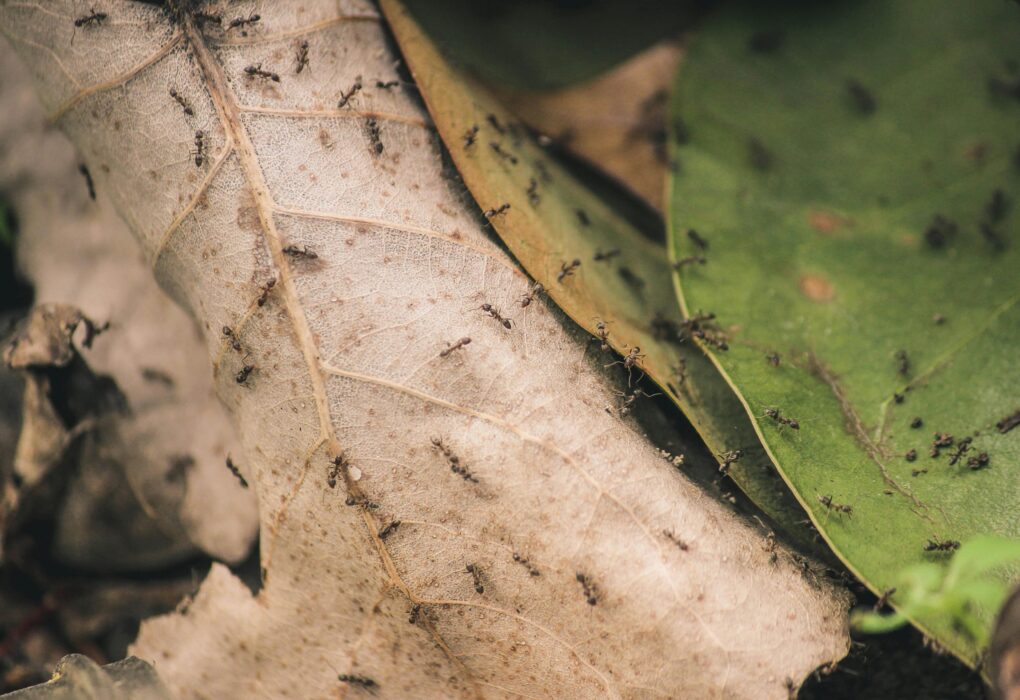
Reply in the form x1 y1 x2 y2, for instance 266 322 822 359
808 211 851 234
799 274 834 302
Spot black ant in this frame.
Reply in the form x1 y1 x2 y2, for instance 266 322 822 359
687 229 708 250
282 244 317 259
905 449 918 462
845 79 876 115
222 326 242 351
378 520 401 540
894 349 910 376
327 453 348 489
192 130 206 167
465 563 484 593
519 282 544 308
439 337 471 357
485 113 505 134
225 455 248 488
75 8 107 28
337 675 377 691
817 494 853 517
924 214 957 249
295 40 309 74
256 278 276 307
79 315 109 348
244 64 280 82
616 387 660 416
337 79 362 108
463 125 479 148
408 604 421 624
663 529 689 551
593 248 620 262
78 164 96 200
967 452 990 470
526 178 540 206
607 346 646 385
512 552 541 577
489 142 518 165
947 437 972 466
169 88 194 116
192 11 221 27
930 432 954 458
483 203 510 219
575 572 598 605
765 352 780 367
235 355 255 384
763 407 799 430
480 303 511 329
910 417 923 429
431 437 477 482
924 538 959 553
594 321 610 352
227 13 260 32
366 118 383 155
376 79 399 89
672 255 706 269
557 258 581 282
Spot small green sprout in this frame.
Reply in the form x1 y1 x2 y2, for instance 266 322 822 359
851 535 1020 649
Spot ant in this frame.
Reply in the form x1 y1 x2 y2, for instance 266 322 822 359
485 113 506 134
873 587 896 611
439 337 471 357
672 255 706 269
256 278 276 307
75 8 107 28
593 248 620 262
225 455 248 488
557 258 581 282
431 437 477 482
483 203 510 219
947 437 972 466
192 130 206 167
463 125 478 148
366 118 383 155
222 326 242 351
512 552 541 577
923 538 960 553
489 142 518 165
594 321 610 352
337 79 362 108
244 64 280 82
930 432 954 458
465 563 484 593
378 520 400 540
616 387 660 416
894 349 910 376
337 675 377 691
967 452 990 470
607 346 646 385
765 352 780 367
576 208 590 226
327 453 348 489
227 13 260 32
519 282 544 308
480 303 512 329
235 355 255 384
192 11 221 27
526 178 540 206
817 494 853 517
763 407 799 430
663 529 689 551
295 40 309 73
408 604 421 624
687 229 708 250
845 79 876 115
376 79 399 89
282 244 317 259
169 88 194 116
575 572 598 605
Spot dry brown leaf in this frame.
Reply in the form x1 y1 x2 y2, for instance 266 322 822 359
0 42 256 567
1 2 847 697
498 41 681 212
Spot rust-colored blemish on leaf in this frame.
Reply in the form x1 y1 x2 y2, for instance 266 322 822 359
799 274 834 302
808 211 851 234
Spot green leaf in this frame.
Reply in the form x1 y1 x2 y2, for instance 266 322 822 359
669 0 1020 665
400 0 697 90
386 0 819 549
